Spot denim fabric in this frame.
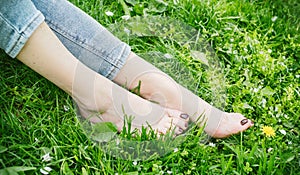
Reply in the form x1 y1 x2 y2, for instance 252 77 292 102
0 0 131 80
0 0 45 58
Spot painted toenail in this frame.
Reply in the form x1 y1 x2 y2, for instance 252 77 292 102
179 128 183 133
185 123 188 127
180 113 189 119
240 119 248 125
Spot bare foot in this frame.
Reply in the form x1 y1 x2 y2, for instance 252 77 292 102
204 112 254 138
72 63 189 135
113 53 254 138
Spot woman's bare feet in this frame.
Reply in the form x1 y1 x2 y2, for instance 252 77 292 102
16 22 188 136
113 53 254 138
72 62 189 135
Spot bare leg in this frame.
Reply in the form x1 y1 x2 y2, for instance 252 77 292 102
16 22 189 135
114 53 254 138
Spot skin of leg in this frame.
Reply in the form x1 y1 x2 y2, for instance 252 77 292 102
9 0 250 138
16 22 188 135
113 53 254 138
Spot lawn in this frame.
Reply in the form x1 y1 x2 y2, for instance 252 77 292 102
0 0 299 174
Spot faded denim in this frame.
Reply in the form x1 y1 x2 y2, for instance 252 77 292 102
0 0 131 80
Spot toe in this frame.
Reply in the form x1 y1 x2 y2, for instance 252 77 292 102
170 117 188 131
174 127 184 135
156 127 168 135
241 118 254 128
234 113 254 129
166 109 189 129
230 113 254 135
153 109 190 136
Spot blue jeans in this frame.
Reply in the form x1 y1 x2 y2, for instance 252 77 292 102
0 0 131 80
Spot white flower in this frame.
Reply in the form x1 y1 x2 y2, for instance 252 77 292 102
116 138 120 145
63 105 70 111
42 153 52 162
267 49 272 53
167 170 172 174
267 147 273 153
121 15 130 20
279 129 286 135
252 88 259 93
173 0 179 5
40 167 52 175
124 28 131 35
173 148 178 153
288 141 292 145
34 138 39 143
271 16 278 22
208 142 216 147
105 11 114 16
164 53 173 59
261 98 267 107
133 161 137 166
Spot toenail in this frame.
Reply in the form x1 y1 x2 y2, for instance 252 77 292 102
240 119 248 126
179 128 183 133
180 113 189 119
185 123 188 127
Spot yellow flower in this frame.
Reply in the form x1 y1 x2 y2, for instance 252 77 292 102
261 126 275 137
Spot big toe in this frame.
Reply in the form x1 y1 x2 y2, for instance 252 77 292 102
234 113 254 131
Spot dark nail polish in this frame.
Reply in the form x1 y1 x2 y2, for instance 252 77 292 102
185 123 188 127
240 119 248 126
180 113 189 119
179 128 183 133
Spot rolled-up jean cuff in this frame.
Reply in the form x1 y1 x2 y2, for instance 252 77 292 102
105 44 131 80
6 13 45 58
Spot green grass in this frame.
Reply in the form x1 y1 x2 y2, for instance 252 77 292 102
0 0 299 174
